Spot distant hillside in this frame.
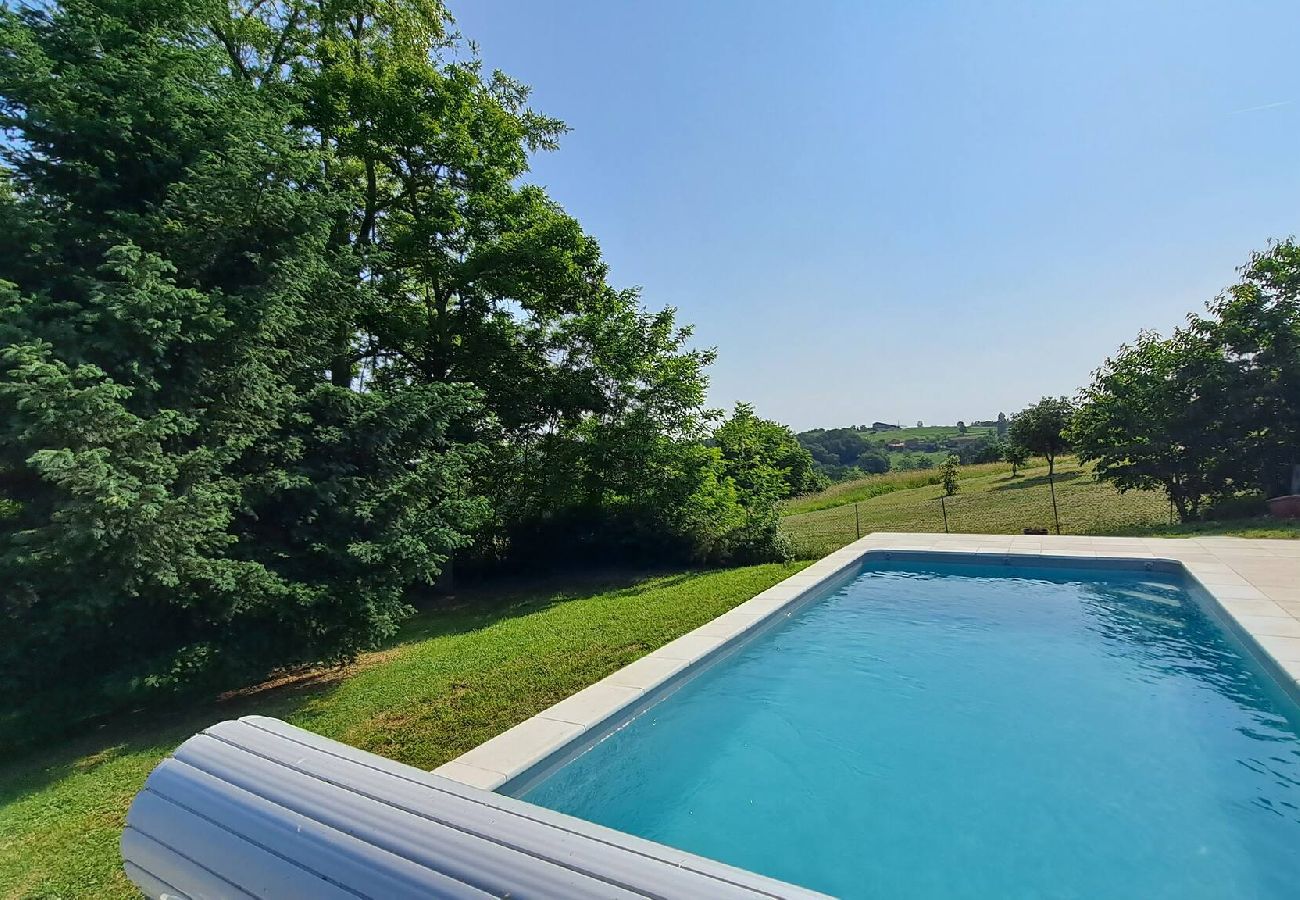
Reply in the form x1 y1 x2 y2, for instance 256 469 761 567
796 419 1008 481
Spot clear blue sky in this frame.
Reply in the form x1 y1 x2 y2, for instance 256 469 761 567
455 1 1300 431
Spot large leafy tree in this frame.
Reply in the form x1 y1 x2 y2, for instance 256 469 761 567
1071 331 1235 520
0 0 789 728
0 0 487 716
715 403 826 499
209 0 739 564
1192 241 1300 496
1074 241 1300 515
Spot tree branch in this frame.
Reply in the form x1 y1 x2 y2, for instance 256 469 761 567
211 24 250 80
265 2 304 75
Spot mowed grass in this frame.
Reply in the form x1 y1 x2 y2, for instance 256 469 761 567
781 458 1298 557
0 562 807 899
1111 518 1300 539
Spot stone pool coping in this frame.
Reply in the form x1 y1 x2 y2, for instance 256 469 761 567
434 532 1300 792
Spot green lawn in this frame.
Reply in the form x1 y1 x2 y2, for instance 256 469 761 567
782 458 1299 557
0 563 807 899
1110 519 1300 539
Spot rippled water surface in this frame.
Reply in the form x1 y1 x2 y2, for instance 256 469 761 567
519 561 1300 899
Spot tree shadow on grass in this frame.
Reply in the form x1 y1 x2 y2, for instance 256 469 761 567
1096 518 1300 539
397 567 694 644
0 566 701 806
0 665 349 813
990 470 1084 492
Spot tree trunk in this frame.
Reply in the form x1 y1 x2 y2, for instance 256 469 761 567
331 326 353 387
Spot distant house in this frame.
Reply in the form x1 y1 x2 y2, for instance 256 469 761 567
871 421 900 432
886 440 906 451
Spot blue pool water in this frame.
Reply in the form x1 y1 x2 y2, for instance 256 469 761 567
518 560 1300 899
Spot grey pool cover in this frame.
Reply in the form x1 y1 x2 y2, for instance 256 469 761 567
121 715 825 899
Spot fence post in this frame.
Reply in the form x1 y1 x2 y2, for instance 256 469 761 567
940 495 949 533
1048 471 1060 535
854 502 861 539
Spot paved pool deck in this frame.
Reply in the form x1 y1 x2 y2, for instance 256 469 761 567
434 532 1300 792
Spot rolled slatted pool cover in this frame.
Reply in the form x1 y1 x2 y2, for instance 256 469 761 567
121 715 827 899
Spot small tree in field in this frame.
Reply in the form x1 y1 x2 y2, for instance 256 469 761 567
1008 398 1074 476
1009 397 1075 533
1005 442 1030 477
941 455 961 496
937 454 960 532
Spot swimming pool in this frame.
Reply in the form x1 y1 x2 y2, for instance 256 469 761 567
511 558 1300 899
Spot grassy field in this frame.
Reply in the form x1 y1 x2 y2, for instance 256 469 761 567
846 424 996 444
782 458 1300 557
783 461 1014 515
852 424 996 460
0 563 807 899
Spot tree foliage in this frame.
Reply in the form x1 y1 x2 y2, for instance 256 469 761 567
794 427 902 479
1193 242 1300 496
1071 330 1234 519
893 452 935 471
1008 397 1074 476
941 455 960 496
1074 241 1300 518
0 0 789 720
715 404 826 499
1004 442 1030 476
0 0 495 710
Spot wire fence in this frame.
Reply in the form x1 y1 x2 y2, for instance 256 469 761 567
782 500 925 559
780 470 1174 559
